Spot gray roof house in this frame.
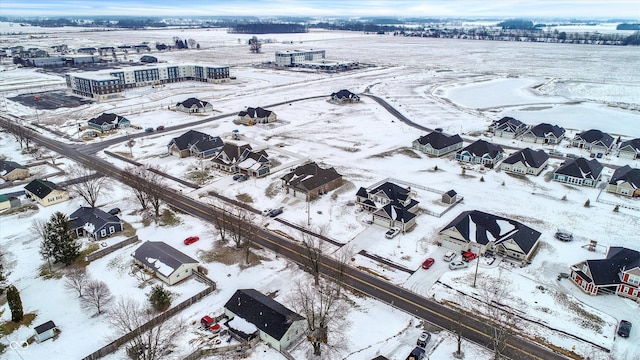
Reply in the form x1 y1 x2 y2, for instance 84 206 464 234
571 129 615 155
330 89 360 103
131 241 199 285
500 148 549 176
24 179 69 206
236 107 277 125
607 165 640 198
167 130 224 158
488 117 528 139
281 162 342 201
175 97 213 113
0 160 29 181
87 113 130 133
69 206 124 239
412 131 463 157
618 138 640 160
356 181 420 231
438 210 541 263
455 139 504 167
223 289 306 351
521 123 566 144
553 157 603 187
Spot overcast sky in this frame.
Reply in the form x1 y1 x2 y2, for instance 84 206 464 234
1 0 639 19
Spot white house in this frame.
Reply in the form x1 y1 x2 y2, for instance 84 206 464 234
131 241 199 285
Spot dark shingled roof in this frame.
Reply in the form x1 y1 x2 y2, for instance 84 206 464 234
356 186 369 198
131 241 198 278
331 89 359 100
585 247 640 286
554 157 603 180
281 162 342 192
238 107 273 118
168 130 223 152
0 160 26 173
529 123 565 138
369 181 411 205
458 139 503 158
620 138 640 153
24 179 59 198
574 129 615 148
502 148 549 168
375 203 417 223
609 165 640 189
89 113 126 125
34 320 56 334
69 207 120 233
445 190 457 198
415 131 463 150
224 289 304 341
177 97 210 109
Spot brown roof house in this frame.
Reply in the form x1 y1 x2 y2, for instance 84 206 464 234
281 162 342 201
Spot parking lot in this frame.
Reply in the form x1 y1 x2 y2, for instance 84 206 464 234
10 90 93 110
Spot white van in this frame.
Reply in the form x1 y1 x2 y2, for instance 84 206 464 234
443 251 456 262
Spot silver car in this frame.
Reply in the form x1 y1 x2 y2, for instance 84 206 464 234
449 260 469 270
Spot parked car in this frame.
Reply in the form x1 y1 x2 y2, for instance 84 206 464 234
183 236 200 245
145 127 154 133
449 261 469 270
232 174 243 181
617 320 632 338
268 208 283 217
107 207 121 215
421 258 435 269
385 227 401 239
406 346 426 360
417 331 431 348
362 218 373 225
554 230 574 242
443 251 456 262
557 272 570 281
156 125 165 131
462 251 477 262
237 174 249 182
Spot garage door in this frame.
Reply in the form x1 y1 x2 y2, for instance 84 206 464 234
373 214 391 228
440 238 463 252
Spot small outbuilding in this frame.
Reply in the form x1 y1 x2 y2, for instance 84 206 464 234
442 190 458 204
34 320 57 343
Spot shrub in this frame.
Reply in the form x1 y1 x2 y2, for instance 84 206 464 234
148 285 172 312
584 199 590 207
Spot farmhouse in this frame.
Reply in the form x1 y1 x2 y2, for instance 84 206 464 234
571 129 615 156
167 130 223 158
618 138 640 160
175 97 213 113
553 157 603 187
412 131 463 157
24 179 69 207
281 162 342 201
521 123 566 144
87 113 130 133
131 241 199 285
437 210 541 263
211 143 270 177
570 246 640 302
488 117 528 139
455 139 504 167
607 165 640 197
500 148 549 176
33 320 57 343
330 89 360 103
223 289 306 351
0 160 29 181
356 181 420 231
69 206 124 239
236 107 277 125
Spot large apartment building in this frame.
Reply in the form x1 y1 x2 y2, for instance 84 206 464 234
65 63 230 101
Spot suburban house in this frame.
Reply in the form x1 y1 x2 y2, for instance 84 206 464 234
570 246 640 302
24 179 69 207
281 162 343 201
618 138 640 160
69 206 124 239
356 181 420 231
211 143 270 177
571 129 615 156
175 97 214 113
488 117 528 139
330 89 360 103
236 107 278 125
607 165 640 198
553 157 603 187
223 289 306 351
455 139 504 167
34 320 57 343
87 113 130 133
438 210 541 263
500 148 549 176
412 131 464 157
131 241 199 285
167 130 224 158
521 123 566 144
0 160 29 181
0 194 21 211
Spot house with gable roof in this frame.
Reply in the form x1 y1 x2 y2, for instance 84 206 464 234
455 139 504 167
211 143 270 177
330 89 360 103
131 241 199 285
412 130 463 157
281 162 342 201
236 107 277 125
500 148 549 176
488 117 528 139
553 157 603 187
167 130 223 158
356 181 420 231
223 289 306 351
618 138 640 160
521 123 566 144
607 165 640 197
24 179 69 206
0 160 29 181
175 97 213 113
571 129 615 156
69 206 123 239
87 113 130 133
570 247 640 302
437 210 541 263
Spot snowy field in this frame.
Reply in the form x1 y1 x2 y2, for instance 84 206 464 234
1 24 640 360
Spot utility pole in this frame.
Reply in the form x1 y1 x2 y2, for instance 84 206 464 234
307 195 310 226
472 251 480 287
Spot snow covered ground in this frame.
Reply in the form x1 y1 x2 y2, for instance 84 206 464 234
1 25 639 360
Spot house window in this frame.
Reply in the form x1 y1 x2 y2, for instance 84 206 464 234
582 264 588 274
109 226 115 234
628 276 639 286
100 229 107 237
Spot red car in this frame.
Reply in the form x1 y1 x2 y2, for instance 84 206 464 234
183 236 200 245
421 258 435 269
462 251 477 262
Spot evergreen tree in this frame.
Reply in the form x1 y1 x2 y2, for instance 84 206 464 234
148 285 172 312
0 251 5 295
43 212 80 266
7 285 24 322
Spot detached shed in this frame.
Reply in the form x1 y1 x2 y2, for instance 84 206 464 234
442 190 457 204
34 320 57 343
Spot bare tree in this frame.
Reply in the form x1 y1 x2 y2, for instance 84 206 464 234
81 280 114 315
249 36 261 53
227 206 256 251
124 165 166 217
109 297 186 360
125 165 149 211
209 201 232 244
4 120 32 150
66 165 112 207
64 267 90 297
299 224 329 286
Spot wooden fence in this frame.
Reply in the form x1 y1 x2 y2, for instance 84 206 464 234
85 236 140 262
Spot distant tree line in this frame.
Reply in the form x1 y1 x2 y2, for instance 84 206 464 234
497 19 536 30
229 23 308 34
617 23 640 30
